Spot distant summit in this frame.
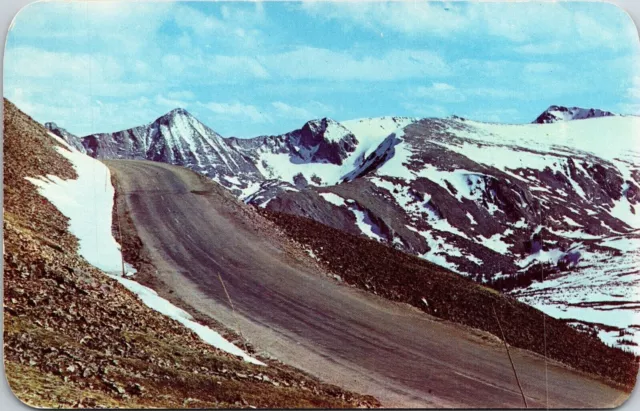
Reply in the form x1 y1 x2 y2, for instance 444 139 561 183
533 105 615 124
80 108 262 185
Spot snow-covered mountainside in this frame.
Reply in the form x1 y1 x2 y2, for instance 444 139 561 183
61 106 640 352
260 115 640 353
533 105 615 124
76 111 415 198
230 116 417 202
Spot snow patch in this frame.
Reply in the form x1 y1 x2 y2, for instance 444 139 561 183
112 276 264 365
25 147 127 274
28 138 263 365
319 192 346 207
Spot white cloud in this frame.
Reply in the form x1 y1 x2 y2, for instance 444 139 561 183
198 102 271 124
514 12 622 56
411 82 519 104
523 63 559 75
271 101 333 120
156 47 449 83
402 102 449 118
161 53 270 81
617 103 640 115
172 2 266 49
4 47 122 83
10 1 175 55
302 1 472 37
4 46 161 99
167 90 196 101
630 76 640 99
260 47 449 81
625 77 640 108
154 95 190 110
301 1 630 54
271 102 313 120
414 83 466 103
462 108 522 124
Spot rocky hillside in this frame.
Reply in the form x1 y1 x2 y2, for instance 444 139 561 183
3 98 378 408
50 105 640 353
260 209 638 390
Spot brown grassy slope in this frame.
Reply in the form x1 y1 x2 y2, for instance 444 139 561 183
260 209 639 391
2 98 378 408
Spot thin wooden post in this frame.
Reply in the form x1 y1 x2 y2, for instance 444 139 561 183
217 272 249 353
493 304 528 408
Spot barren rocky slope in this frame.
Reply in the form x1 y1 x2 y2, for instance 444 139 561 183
2 99 377 408
260 210 639 391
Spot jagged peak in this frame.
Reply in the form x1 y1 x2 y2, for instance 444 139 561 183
303 117 340 129
168 107 191 116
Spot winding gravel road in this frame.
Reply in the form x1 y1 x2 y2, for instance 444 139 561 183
107 160 629 408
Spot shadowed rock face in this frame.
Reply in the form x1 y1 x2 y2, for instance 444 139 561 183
45 122 86 154
296 118 358 165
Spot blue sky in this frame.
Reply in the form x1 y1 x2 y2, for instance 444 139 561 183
4 1 640 137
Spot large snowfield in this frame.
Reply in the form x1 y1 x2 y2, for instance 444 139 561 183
27 135 263 365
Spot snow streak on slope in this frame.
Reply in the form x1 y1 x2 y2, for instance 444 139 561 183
113 276 264 365
26 140 127 274
319 192 384 241
26 137 263 365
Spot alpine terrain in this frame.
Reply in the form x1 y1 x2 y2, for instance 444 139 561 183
5 98 638 407
65 105 640 356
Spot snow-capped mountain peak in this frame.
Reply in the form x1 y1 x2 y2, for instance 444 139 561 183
293 118 358 165
156 107 196 124
80 108 262 186
533 105 615 124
